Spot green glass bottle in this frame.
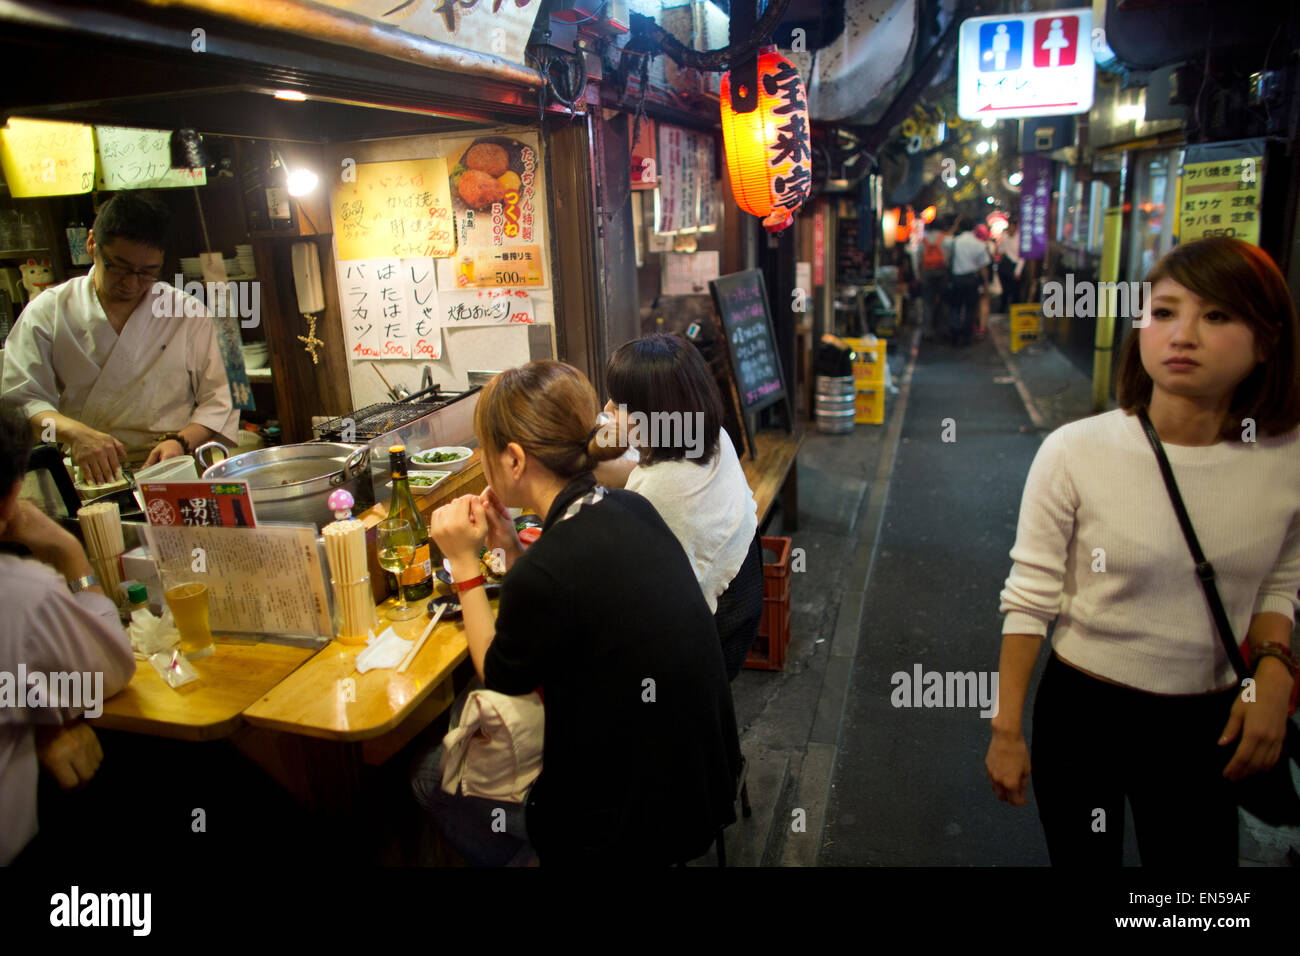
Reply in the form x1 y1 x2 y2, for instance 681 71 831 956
387 445 434 601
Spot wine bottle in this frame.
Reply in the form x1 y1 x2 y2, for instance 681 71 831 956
387 445 434 601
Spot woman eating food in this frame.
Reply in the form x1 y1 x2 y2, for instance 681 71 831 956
419 359 742 866
596 333 762 680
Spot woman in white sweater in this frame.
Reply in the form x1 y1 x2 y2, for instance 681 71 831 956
595 333 761 679
988 237 1300 866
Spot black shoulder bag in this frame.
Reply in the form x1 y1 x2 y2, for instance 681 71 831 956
1137 408 1300 825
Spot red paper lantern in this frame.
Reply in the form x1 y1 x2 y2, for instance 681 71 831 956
720 45 812 233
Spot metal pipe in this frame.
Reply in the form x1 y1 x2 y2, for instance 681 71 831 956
136 0 542 87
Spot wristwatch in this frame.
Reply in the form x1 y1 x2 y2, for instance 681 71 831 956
155 431 191 454
68 573 99 594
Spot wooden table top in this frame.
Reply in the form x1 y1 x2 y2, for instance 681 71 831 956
91 638 317 742
741 429 805 524
241 598 479 742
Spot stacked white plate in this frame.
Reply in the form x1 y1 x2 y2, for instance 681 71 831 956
236 245 255 277
180 256 203 278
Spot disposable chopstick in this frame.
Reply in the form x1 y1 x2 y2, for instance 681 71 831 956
397 603 446 673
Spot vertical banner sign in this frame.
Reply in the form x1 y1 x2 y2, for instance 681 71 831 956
656 124 685 234
1019 154 1051 260
629 116 658 192
402 257 441 360
696 135 718 229
813 200 826 286
1180 138 1264 246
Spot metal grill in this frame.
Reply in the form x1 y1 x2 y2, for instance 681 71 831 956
313 403 447 441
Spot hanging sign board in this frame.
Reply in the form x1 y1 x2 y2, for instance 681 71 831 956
0 118 95 197
1179 138 1264 245
331 157 456 260
957 9 1094 120
95 126 206 190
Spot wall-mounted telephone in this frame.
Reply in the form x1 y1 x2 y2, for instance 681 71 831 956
291 241 325 315
291 241 326 364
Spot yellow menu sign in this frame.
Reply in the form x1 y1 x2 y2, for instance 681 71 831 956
473 245 544 287
1179 156 1262 245
331 158 457 260
0 118 95 197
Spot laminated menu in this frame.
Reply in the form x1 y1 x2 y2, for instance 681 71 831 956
143 524 332 639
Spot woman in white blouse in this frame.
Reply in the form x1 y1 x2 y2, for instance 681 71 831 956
595 333 761 679
988 237 1300 866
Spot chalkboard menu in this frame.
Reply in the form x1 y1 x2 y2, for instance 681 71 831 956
710 270 788 420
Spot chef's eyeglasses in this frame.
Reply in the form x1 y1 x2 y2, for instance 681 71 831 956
96 249 163 282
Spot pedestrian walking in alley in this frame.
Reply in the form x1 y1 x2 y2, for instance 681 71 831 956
987 236 1300 866
917 215 951 341
948 218 991 346
996 216 1025 313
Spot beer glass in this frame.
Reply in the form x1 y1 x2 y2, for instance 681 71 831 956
165 581 214 660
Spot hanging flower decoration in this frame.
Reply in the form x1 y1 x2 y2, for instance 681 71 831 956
720 45 812 233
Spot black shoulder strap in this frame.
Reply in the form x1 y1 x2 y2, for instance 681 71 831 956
1136 408 1251 681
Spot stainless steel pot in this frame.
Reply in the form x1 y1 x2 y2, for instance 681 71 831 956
196 441 373 528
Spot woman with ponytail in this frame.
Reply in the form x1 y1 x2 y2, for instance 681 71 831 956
420 360 742 866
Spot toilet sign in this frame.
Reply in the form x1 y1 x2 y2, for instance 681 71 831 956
958 9 1094 120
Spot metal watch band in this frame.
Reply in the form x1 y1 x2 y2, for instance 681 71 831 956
68 573 99 594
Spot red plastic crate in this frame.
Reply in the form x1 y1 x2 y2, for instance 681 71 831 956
745 536 792 671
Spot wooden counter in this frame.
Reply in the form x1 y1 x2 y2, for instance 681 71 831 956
91 638 317 742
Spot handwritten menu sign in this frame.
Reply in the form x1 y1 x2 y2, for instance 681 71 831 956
145 524 331 639
0 118 95 197
656 124 686 234
710 270 787 415
403 257 442 360
141 481 257 528
332 158 456 260
95 126 206 190
442 288 534 327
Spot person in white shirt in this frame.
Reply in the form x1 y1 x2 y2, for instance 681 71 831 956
595 333 761 679
0 398 136 865
995 216 1025 312
1 192 239 485
948 218 991 346
988 237 1300 866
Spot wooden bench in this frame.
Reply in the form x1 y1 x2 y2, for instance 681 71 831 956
740 430 805 532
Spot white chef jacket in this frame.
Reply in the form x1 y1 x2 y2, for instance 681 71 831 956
1 269 239 463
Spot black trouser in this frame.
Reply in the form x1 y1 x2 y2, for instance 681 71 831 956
1031 653 1239 866
997 259 1021 313
948 273 981 345
715 533 764 681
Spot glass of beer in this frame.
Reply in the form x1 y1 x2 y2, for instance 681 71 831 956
165 582 214 660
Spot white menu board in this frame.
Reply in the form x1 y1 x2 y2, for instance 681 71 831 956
144 525 331 639
95 126 206 190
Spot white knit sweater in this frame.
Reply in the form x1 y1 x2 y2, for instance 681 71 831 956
999 409 1300 694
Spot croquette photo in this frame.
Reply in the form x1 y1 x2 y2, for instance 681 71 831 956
464 141 510 177
458 168 507 210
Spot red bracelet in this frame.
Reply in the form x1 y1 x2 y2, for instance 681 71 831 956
454 574 486 593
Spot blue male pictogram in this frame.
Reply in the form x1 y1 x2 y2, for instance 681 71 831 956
979 21 1023 72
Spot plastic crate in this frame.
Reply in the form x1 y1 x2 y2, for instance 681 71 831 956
745 536 792 671
843 336 887 386
854 387 885 425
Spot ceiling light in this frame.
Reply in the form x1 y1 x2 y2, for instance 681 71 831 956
287 167 319 196
1008 171 1023 187
976 141 990 155
980 118 997 129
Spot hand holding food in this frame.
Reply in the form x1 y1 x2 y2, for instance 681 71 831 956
67 424 126 486
478 485 522 568
428 493 488 566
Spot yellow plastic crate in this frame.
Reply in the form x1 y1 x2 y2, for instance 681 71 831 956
844 337 887 385
854 387 885 424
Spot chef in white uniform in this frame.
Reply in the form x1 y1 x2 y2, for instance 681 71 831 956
1 192 239 484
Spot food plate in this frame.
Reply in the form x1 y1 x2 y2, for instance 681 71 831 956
386 469 452 495
410 447 473 474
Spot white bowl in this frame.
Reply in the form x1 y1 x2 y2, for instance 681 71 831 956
409 446 473 474
241 346 269 370
387 470 451 495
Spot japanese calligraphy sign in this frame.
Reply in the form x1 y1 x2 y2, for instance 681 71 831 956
654 125 719 234
442 288 535 326
339 257 404 359
1180 139 1264 246
1019 154 1051 260
958 9 1094 120
656 124 685 234
94 126 206 190
0 118 95 197
403 257 442 360
331 158 456 260
719 48 812 233
141 481 257 528
311 0 543 68
445 135 540 251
